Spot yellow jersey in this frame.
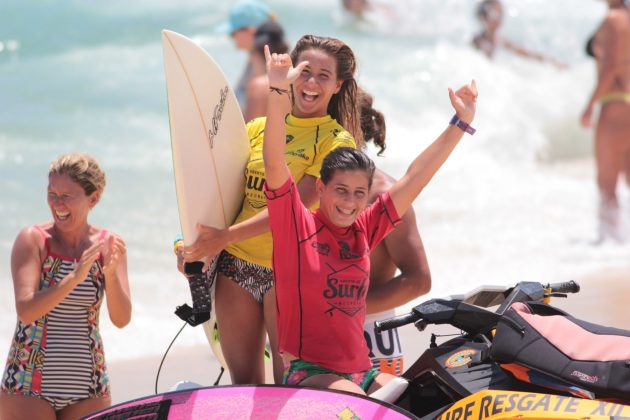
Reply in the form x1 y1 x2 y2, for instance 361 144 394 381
225 113 356 268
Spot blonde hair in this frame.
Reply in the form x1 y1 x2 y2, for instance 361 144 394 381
49 153 106 197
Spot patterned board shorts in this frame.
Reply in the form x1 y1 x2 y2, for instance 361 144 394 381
216 250 274 303
283 359 379 392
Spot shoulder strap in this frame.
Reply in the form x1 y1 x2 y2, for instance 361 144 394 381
96 228 109 268
98 228 108 241
33 224 51 255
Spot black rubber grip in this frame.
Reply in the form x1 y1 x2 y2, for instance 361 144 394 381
547 280 580 294
184 262 211 314
374 313 418 334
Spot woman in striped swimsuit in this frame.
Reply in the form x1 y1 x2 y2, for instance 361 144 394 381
0 153 132 419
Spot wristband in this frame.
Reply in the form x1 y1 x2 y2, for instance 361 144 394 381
449 115 476 135
173 235 184 255
269 86 289 95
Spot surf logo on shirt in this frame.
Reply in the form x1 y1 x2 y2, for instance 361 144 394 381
311 241 330 256
331 129 355 145
244 168 267 209
338 240 361 259
207 85 229 148
246 174 266 191
323 263 368 318
287 148 309 161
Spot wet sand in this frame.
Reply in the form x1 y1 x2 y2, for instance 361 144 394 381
107 267 629 406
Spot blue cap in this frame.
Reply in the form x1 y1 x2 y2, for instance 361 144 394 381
216 1 272 34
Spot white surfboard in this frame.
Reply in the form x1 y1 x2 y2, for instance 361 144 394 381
162 30 250 372
161 29 249 246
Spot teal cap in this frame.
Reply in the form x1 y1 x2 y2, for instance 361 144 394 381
216 1 272 34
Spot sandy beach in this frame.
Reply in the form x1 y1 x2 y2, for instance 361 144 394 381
108 343 227 404
107 267 630 406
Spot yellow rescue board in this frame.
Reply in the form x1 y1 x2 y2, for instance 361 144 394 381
435 390 630 420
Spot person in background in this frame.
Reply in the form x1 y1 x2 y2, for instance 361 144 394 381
342 0 370 19
340 0 393 22
241 21 289 121
358 91 432 376
183 35 369 386
0 153 132 420
261 44 477 394
216 0 279 119
581 0 630 243
472 0 566 68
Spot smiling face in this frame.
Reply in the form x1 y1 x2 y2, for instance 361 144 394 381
317 169 370 228
292 48 343 118
47 173 98 233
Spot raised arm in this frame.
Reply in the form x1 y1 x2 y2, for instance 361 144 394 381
502 39 567 69
262 45 308 189
388 80 477 216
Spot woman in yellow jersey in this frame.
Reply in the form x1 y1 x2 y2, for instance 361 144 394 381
184 35 372 385
581 0 630 243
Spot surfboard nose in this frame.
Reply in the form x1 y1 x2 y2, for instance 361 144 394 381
161 29 249 244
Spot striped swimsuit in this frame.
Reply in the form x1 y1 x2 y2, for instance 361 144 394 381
1 226 110 411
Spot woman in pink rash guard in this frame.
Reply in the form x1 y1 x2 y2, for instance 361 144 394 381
261 45 478 395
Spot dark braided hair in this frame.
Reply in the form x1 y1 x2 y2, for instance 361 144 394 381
358 88 386 155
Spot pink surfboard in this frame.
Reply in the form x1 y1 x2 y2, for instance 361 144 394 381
83 385 417 419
